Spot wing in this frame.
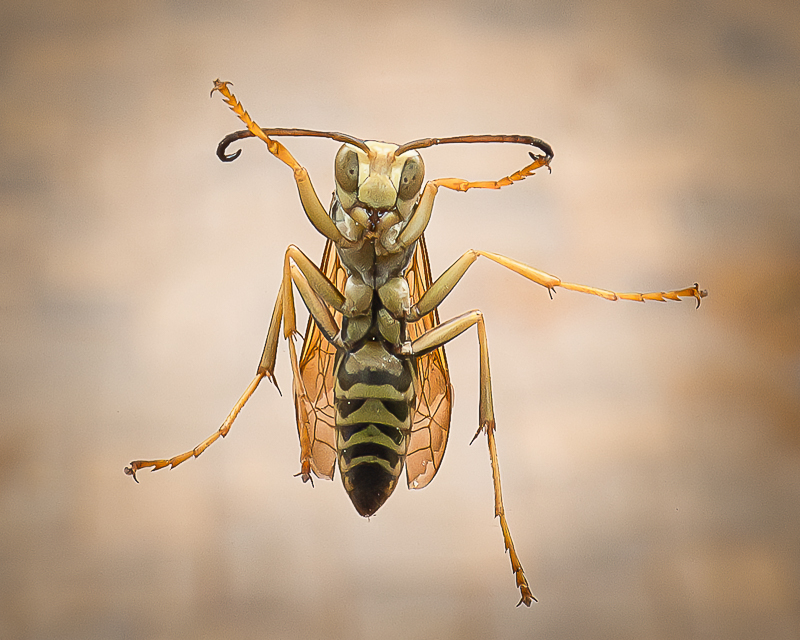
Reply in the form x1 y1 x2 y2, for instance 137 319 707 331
404 234 454 489
296 239 347 480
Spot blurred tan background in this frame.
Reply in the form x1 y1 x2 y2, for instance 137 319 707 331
2 0 798 638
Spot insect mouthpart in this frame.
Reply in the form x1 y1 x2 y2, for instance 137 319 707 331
367 207 388 229
351 204 397 231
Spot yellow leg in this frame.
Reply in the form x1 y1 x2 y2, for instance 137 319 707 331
263 246 346 482
124 371 266 481
283 260 345 482
404 246 707 603
211 80 345 244
431 152 551 192
124 269 291 481
124 265 291 481
409 248 707 321
125 244 345 482
485 422 534 606
407 309 535 606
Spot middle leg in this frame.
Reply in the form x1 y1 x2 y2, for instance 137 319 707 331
408 249 707 322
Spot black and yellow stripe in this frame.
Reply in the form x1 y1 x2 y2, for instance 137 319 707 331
335 340 415 516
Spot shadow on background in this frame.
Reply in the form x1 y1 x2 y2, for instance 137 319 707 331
1 1 798 638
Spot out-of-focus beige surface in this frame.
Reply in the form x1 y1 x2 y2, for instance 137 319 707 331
2 1 798 638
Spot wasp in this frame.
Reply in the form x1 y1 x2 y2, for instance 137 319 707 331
126 79 707 606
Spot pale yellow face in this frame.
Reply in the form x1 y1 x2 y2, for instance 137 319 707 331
333 141 425 228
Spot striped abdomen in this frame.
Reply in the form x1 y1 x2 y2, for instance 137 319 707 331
335 340 415 517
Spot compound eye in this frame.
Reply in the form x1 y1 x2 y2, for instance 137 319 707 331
397 155 424 200
335 147 359 193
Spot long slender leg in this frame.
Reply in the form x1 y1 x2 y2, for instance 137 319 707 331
124 370 268 481
279 245 344 343
253 247 346 482
409 249 707 322
395 154 553 252
211 80 346 244
430 151 551 192
125 245 345 481
124 276 289 480
266 244 348 481
406 310 535 607
126 269 289 480
283 261 344 482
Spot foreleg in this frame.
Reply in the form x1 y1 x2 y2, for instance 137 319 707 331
211 80 346 244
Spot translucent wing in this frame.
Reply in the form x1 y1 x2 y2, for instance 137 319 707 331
404 235 453 489
296 239 347 480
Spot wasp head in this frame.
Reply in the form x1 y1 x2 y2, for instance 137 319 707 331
334 141 424 234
